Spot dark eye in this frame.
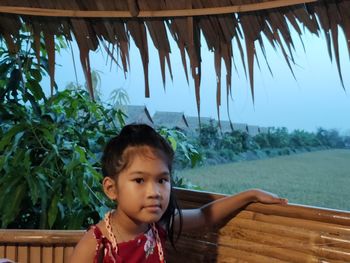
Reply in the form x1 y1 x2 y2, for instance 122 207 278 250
159 178 169 184
134 178 144 184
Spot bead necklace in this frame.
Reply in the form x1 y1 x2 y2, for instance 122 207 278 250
104 210 165 263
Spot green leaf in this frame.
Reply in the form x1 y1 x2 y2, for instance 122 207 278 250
48 194 59 229
64 182 73 209
1 183 26 228
38 179 48 229
168 137 177 151
27 78 45 100
0 123 25 151
0 61 12 76
30 69 42 82
77 174 89 205
26 172 39 205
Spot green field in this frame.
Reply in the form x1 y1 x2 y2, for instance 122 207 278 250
176 149 350 211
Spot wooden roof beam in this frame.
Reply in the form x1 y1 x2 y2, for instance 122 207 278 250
0 0 318 18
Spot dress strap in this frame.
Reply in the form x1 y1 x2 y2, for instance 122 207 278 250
104 210 118 252
104 210 165 262
152 223 165 263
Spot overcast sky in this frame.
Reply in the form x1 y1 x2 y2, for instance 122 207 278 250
50 26 350 133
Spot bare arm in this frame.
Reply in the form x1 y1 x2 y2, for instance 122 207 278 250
68 229 96 263
178 189 288 231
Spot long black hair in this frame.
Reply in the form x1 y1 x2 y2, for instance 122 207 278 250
101 124 182 246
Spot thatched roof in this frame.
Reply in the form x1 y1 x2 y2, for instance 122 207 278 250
233 123 248 133
259 126 269 133
186 116 216 131
123 105 153 126
220 121 233 133
247 124 260 136
153 111 188 130
1 0 349 119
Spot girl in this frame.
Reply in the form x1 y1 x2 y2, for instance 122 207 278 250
69 124 287 263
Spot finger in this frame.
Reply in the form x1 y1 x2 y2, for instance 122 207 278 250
278 198 288 204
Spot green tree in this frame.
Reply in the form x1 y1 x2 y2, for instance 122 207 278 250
0 26 201 230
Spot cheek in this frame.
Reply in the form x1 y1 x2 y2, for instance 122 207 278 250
162 184 171 202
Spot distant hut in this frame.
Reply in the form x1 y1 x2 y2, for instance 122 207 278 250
247 125 260 136
124 105 153 127
232 123 248 133
259 127 269 134
186 116 216 133
153 111 189 130
220 121 233 134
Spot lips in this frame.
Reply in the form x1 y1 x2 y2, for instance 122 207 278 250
143 204 162 212
144 204 161 209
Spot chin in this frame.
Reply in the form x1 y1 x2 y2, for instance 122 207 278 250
142 213 164 224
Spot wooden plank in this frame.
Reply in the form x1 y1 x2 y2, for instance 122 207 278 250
0 245 5 257
42 247 53 263
17 245 29 263
5 245 16 261
64 247 74 262
29 246 41 263
54 246 64 263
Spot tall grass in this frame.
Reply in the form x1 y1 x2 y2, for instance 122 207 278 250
176 149 350 211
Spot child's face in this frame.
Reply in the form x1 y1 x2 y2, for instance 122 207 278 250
114 147 171 224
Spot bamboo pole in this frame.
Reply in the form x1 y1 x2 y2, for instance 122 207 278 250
246 202 350 226
235 210 350 235
216 247 288 263
29 246 40 263
5 246 16 261
54 247 64 263
0 230 84 245
63 247 74 263
0 245 4 257
174 188 350 226
223 218 323 242
218 227 350 261
42 247 53 263
17 246 28 263
217 237 315 263
0 0 318 18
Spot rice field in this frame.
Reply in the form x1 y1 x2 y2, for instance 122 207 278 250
176 149 350 211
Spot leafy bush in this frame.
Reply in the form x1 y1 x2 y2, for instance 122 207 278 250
316 128 345 148
0 87 123 229
220 131 245 153
289 130 321 147
0 30 201 229
197 120 220 149
266 127 290 148
159 128 202 169
254 133 270 148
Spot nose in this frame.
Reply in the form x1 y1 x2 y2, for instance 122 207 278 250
146 182 161 199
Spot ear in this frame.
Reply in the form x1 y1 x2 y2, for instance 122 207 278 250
102 176 118 201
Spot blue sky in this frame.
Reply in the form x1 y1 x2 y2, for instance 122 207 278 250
50 26 350 133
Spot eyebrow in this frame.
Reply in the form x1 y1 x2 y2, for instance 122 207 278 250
130 171 170 177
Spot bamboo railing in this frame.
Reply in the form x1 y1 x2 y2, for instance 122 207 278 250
1 188 350 262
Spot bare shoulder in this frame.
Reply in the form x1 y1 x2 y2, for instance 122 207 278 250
68 227 97 263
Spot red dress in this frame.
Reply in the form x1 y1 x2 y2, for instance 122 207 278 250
92 224 166 263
